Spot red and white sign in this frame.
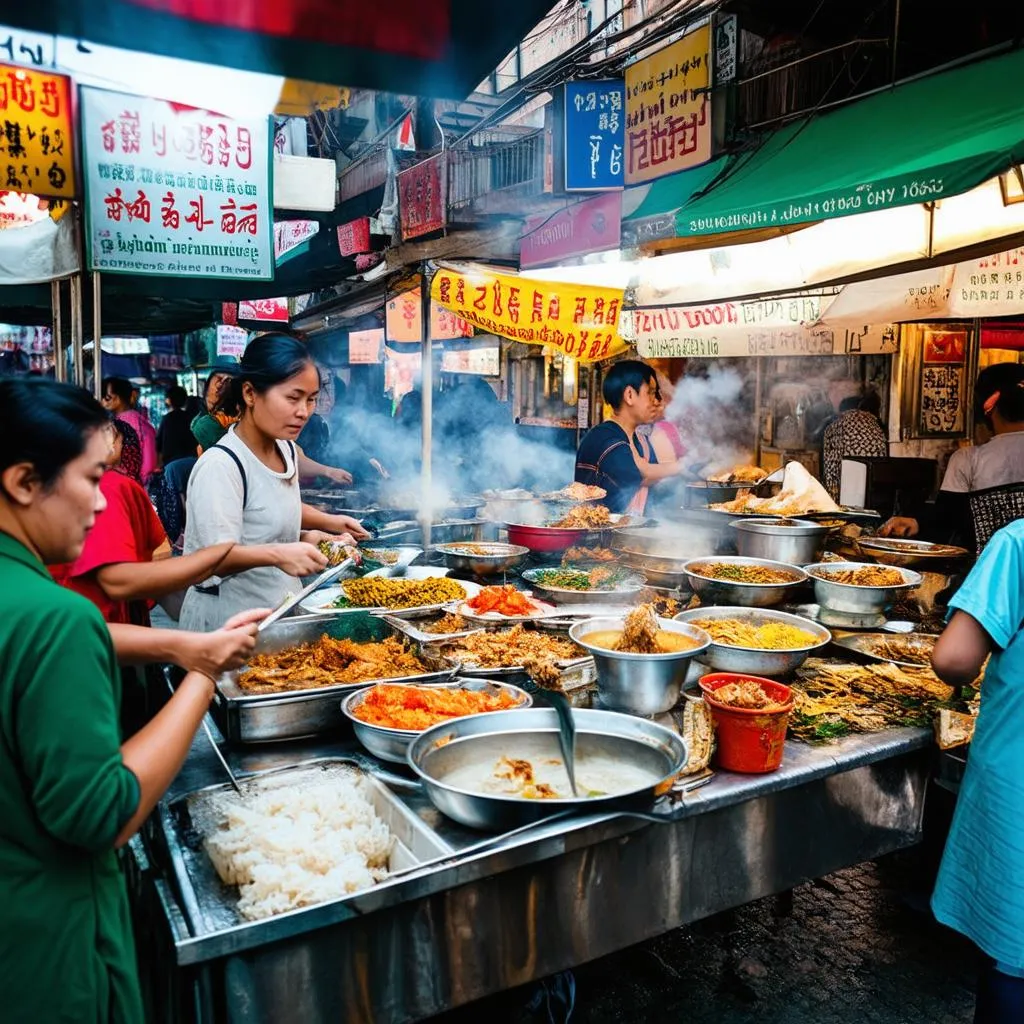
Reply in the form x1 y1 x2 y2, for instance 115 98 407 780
336 216 371 256
239 297 289 322
216 324 249 357
349 328 384 364
398 153 447 241
81 87 273 280
520 192 621 270
274 218 318 261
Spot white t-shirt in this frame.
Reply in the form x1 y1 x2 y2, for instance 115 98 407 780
942 432 1024 494
179 426 302 631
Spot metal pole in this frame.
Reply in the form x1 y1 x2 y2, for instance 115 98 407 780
419 264 433 552
50 279 64 382
70 273 84 387
92 270 103 401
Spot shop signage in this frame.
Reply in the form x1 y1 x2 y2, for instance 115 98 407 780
349 328 384 364
624 25 712 185
81 87 274 279
274 218 318 262
431 264 630 363
441 343 500 376
520 192 622 269
397 153 447 241
238 297 288 322
564 80 625 191
221 301 238 325
387 284 474 341
216 324 248 357
949 247 1024 316
626 294 829 340
336 215 371 256
713 14 738 84
637 323 898 360
918 328 967 435
0 64 75 198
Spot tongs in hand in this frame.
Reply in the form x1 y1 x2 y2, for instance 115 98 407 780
258 548 360 632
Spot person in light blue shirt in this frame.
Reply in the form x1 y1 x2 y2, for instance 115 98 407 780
932 518 1024 1023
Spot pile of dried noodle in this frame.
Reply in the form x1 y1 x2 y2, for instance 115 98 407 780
239 636 427 694
788 658 955 741
340 576 466 610
690 617 820 650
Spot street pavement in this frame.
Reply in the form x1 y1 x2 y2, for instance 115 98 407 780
432 850 978 1024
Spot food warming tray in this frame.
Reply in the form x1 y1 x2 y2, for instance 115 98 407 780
159 759 452 936
211 614 456 743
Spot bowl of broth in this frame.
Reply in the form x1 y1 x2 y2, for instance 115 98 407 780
570 616 712 715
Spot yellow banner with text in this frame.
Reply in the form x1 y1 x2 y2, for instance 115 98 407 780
431 265 630 363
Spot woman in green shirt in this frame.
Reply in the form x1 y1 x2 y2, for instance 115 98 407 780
0 378 261 1023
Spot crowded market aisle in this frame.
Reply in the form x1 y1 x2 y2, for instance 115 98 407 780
433 851 976 1024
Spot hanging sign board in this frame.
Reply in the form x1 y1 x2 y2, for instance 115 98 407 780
336 216 371 256
520 191 621 269
81 87 274 279
349 328 384 364
0 63 75 198
431 265 629 363
385 287 423 342
274 218 318 262
624 25 712 185
216 324 248 357
564 80 625 191
397 152 447 240
636 323 898 359
238 297 288 322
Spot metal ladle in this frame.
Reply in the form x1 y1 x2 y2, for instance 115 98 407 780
526 663 578 797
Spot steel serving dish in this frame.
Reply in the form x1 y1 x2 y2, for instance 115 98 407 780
682 555 808 609
855 536 970 568
731 518 829 566
407 708 688 831
212 614 457 744
299 570 483 618
434 541 530 576
831 631 938 669
520 567 648 606
341 679 533 763
672 605 831 676
570 616 712 715
805 561 923 616
162 759 452 933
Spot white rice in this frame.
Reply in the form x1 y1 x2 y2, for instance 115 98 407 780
204 773 393 920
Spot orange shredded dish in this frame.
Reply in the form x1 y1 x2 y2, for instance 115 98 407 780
353 684 523 731
466 585 540 617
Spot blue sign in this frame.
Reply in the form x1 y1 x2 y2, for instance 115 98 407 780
564 80 625 192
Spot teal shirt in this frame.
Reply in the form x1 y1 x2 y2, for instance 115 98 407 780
0 532 143 1022
933 520 1024 970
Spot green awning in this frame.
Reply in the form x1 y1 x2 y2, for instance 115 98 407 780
621 157 730 245
675 49 1024 237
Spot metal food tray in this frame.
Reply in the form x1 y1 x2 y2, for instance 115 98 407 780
159 759 452 937
212 614 456 744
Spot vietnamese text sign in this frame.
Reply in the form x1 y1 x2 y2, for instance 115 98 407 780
81 88 273 279
521 191 621 269
398 153 447 241
0 64 74 198
336 216 371 256
564 80 624 191
431 265 629 363
625 26 712 185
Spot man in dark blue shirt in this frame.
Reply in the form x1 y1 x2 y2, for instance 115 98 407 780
575 360 685 514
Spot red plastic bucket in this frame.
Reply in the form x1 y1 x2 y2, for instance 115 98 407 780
699 672 794 774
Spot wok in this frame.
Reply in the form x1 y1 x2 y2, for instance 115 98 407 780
407 707 688 831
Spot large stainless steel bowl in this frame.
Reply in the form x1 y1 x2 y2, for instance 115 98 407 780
672 606 831 676
341 679 532 763
434 542 530 577
682 555 808 608
569 616 712 715
521 568 648 606
805 562 922 615
854 537 970 569
731 518 829 566
407 707 687 831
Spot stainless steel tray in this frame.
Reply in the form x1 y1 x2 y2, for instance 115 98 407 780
212 614 456 744
160 759 452 936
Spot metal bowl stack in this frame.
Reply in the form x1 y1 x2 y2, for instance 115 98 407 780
672 606 831 676
341 679 533 763
731 518 830 566
682 555 808 608
805 562 922 616
569 616 712 715
434 542 530 577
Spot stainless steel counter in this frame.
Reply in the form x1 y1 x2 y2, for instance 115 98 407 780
139 723 932 1024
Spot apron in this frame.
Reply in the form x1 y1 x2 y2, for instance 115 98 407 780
627 431 655 516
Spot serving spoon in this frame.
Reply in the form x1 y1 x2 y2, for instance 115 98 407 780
525 660 579 797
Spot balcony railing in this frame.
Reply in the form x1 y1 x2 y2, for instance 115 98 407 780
447 129 546 210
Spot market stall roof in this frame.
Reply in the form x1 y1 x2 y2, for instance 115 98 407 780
4 1 554 99
652 48 1024 241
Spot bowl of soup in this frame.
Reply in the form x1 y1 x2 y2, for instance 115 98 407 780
570 616 712 716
